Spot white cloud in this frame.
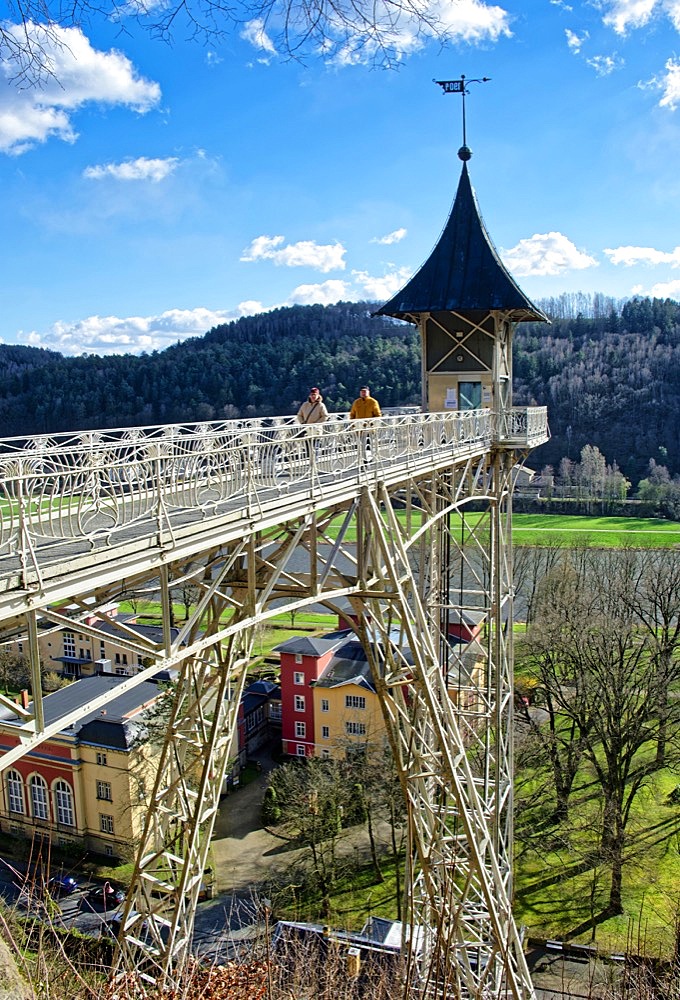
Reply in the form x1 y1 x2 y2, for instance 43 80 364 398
83 157 180 182
0 23 161 155
649 278 680 296
657 57 680 109
240 235 346 272
666 0 680 29
18 306 244 356
565 28 588 52
286 280 349 305
587 53 624 75
436 0 511 42
371 228 407 245
241 19 277 54
501 232 598 276
329 0 510 64
352 267 413 300
602 0 657 34
604 244 680 266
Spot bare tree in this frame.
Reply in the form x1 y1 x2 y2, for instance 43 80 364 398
617 548 680 766
2 0 444 88
266 757 351 903
520 548 680 914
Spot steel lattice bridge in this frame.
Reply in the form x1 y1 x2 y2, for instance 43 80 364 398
0 406 548 999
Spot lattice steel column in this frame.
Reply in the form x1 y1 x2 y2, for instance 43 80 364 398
347 470 533 999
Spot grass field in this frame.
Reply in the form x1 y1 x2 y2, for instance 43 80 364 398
512 513 680 548
325 510 680 548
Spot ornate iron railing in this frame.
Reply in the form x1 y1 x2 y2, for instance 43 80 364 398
0 408 547 565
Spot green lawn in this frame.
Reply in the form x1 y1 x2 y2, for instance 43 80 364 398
514 764 680 956
323 510 680 547
512 513 680 548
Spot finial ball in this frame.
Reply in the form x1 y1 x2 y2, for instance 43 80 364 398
458 145 472 161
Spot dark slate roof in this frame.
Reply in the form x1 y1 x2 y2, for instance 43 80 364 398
375 162 547 322
95 619 181 645
0 675 162 750
274 632 352 657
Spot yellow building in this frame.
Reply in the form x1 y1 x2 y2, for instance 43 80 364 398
312 639 385 760
309 633 486 761
0 675 163 859
7 599 176 680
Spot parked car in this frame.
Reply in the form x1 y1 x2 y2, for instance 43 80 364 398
47 875 78 897
87 882 126 909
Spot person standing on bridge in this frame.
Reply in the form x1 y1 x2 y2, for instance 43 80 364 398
296 387 329 425
349 386 381 419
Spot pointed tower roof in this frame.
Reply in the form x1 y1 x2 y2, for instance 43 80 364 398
375 161 547 323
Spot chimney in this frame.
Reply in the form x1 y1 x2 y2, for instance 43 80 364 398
20 690 29 710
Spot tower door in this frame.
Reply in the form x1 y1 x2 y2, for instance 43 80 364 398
458 381 482 410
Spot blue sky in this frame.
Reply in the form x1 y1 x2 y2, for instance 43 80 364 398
1 0 680 356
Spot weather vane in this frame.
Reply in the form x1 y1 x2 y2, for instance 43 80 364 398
433 75 491 160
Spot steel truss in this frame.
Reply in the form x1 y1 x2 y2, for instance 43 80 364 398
110 446 534 998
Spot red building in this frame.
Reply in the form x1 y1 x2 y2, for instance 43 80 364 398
276 633 349 757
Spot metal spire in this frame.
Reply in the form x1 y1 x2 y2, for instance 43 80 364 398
433 74 491 160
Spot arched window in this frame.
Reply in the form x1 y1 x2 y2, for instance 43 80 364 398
29 775 48 821
54 780 74 827
7 770 24 814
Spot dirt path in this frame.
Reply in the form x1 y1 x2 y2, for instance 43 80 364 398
209 745 383 895
210 769 299 893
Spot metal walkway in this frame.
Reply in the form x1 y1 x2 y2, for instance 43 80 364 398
0 406 549 1000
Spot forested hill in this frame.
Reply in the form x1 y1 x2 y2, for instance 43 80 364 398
1 296 679 486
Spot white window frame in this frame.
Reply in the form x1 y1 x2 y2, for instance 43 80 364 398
30 775 48 821
321 725 330 740
54 780 75 827
63 631 75 657
294 654 303 665
345 722 367 736
100 814 114 834
296 745 306 757
321 699 329 713
345 695 366 710
293 671 304 685
294 695 305 712
321 749 331 759
96 780 112 801
7 771 24 814
96 752 108 767
295 721 306 738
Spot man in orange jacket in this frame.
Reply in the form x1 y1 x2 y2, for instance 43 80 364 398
349 386 381 419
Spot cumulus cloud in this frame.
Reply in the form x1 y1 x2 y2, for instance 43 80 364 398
83 157 180 182
435 0 511 42
352 267 413 300
18 306 247 356
602 0 657 34
286 280 349 305
604 244 680 266
565 28 588 52
329 0 510 64
241 18 277 54
371 228 407 245
240 235 346 272
501 232 598 276
649 278 680 296
657 57 680 109
0 23 160 155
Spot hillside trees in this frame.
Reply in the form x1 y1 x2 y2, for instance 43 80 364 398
3 296 680 489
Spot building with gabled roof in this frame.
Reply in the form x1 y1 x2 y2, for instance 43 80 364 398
0 675 165 858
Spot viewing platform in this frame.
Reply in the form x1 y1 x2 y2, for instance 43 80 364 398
0 407 548 617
